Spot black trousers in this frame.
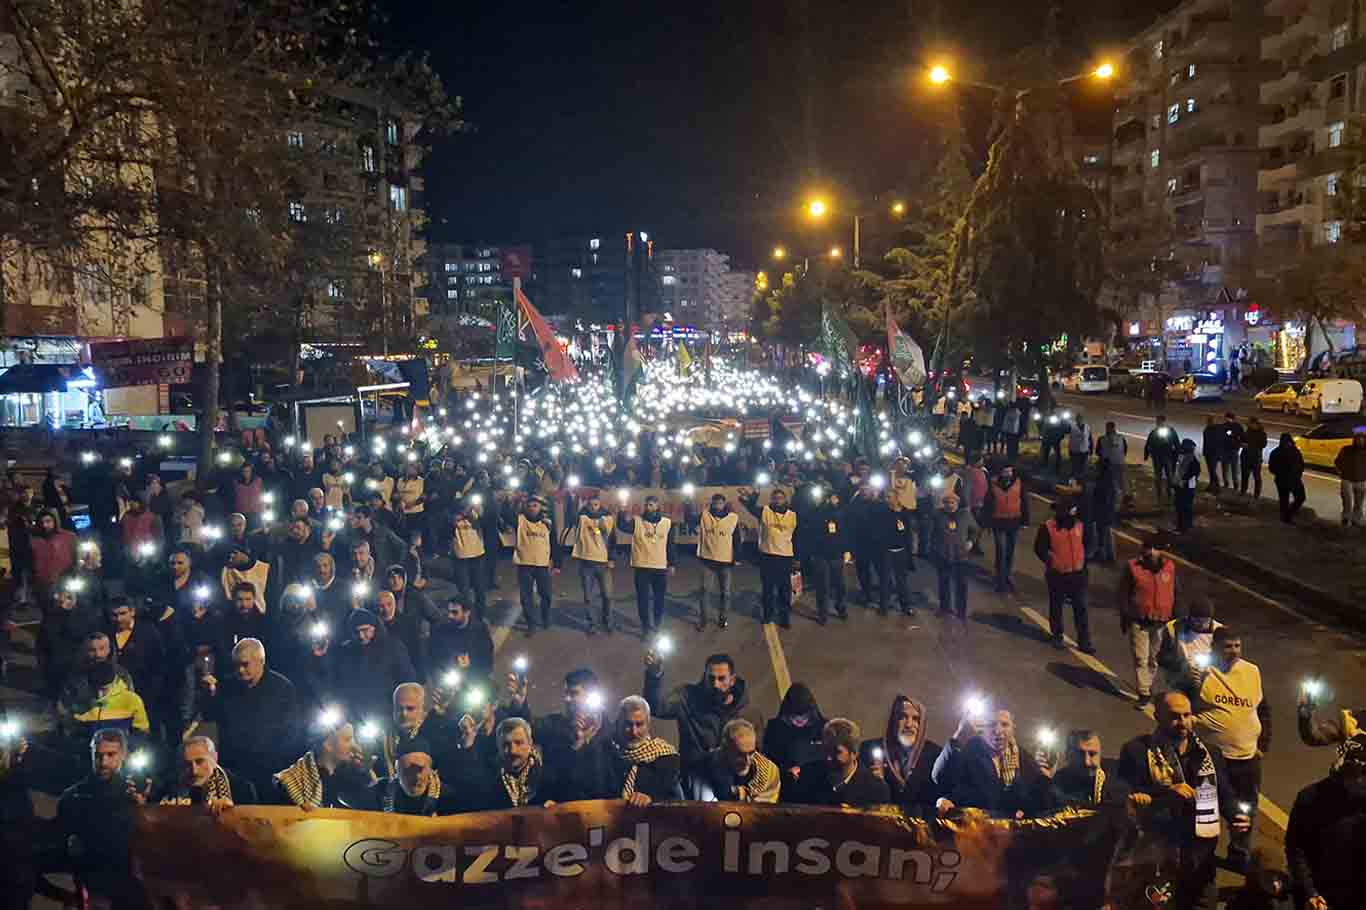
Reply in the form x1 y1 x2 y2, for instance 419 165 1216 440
1204 455 1220 490
1224 754 1261 862
634 568 667 632
1275 479 1305 522
804 556 846 618
1174 488 1196 531
451 556 487 619
1239 457 1263 498
936 557 970 619
517 565 552 629
1046 571 1092 648
758 554 793 623
483 531 500 587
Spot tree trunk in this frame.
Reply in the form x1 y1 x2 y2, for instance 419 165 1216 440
1036 349 1054 412
196 263 222 490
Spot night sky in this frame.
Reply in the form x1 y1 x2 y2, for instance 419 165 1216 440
385 0 1175 269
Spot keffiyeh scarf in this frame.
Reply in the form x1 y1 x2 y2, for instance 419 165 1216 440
159 765 233 806
382 771 442 814
500 753 540 807
992 739 1020 787
616 737 677 799
275 752 323 809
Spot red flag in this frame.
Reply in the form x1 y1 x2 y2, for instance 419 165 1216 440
516 287 579 383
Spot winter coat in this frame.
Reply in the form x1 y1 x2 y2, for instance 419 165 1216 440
558 734 682 802
1285 775 1366 908
798 502 851 561
1268 443 1304 482
203 669 302 784
37 603 101 685
1334 443 1366 482
643 670 764 770
428 618 494 683
334 622 418 722
1242 428 1269 463
108 620 166 706
30 528 78 586
56 775 144 901
783 760 891 807
931 507 978 562
931 735 1056 818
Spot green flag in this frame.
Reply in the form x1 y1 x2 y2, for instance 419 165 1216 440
820 305 859 380
495 299 517 361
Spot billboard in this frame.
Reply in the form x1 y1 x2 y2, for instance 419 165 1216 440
90 337 195 388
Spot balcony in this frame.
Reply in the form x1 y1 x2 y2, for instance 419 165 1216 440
1259 103 1323 144
1262 64 1306 99
1257 158 1301 188
1301 146 1354 176
1262 12 1321 59
1308 37 1366 81
1256 202 1318 232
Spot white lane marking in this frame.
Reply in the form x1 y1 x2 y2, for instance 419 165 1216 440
764 622 792 698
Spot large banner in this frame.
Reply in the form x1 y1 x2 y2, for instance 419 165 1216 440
90 336 194 388
133 801 1164 909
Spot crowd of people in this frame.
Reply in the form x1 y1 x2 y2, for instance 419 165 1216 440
0 364 1360 910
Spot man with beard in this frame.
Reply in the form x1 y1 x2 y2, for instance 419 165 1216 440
798 485 851 624
1048 730 1128 808
1286 733 1366 910
30 508 77 608
335 608 417 723
702 719 781 803
346 506 406 578
105 596 165 720
220 543 270 607
452 717 556 810
1119 692 1249 910
429 598 494 686
861 695 943 816
57 633 143 741
741 486 798 627
37 580 101 699
982 462 1030 592
508 495 559 636
274 715 372 810
375 589 425 679
618 493 675 636
1118 533 1179 709
369 738 455 815
784 718 890 807
1034 496 1095 653
504 667 605 775
567 489 616 634
56 729 149 909
931 491 978 622
1157 596 1223 692
451 501 488 619
198 638 300 796
157 735 256 810
564 696 680 804
309 551 346 617
764 683 826 790
932 708 1055 818
276 516 319 586
694 492 741 630
221 582 271 655
378 683 459 776
644 651 761 800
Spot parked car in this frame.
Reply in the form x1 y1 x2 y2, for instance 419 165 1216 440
1061 364 1111 393
1254 381 1302 413
1294 419 1366 469
1294 378 1363 419
1167 373 1223 402
1124 369 1168 398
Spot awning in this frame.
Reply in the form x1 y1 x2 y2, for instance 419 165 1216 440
0 363 87 394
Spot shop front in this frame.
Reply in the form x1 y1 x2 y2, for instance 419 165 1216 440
1163 311 1230 374
0 363 100 427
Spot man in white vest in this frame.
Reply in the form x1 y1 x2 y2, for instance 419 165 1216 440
567 490 616 635
741 487 797 628
507 495 559 637
618 494 675 637
694 493 740 630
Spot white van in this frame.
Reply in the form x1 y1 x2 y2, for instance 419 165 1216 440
1062 364 1111 393
1295 378 1364 418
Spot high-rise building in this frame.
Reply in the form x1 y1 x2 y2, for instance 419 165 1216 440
715 270 756 329
541 232 659 325
655 249 729 325
422 243 535 324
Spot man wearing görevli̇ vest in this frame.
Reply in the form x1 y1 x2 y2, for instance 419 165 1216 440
693 493 741 630
618 494 676 637
1117 532 1178 709
741 487 798 628
506 495 560 637
566 490 617 635
1033 496 1094 653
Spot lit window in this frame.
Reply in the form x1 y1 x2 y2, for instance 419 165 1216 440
448 276 459 286
662 275 677 285
571 267 582 279
327 281 343 298
1331 23 1349 51
445 262 458 272
1186 97 1197 113
287 131 304 148
1151 149 1161 169
1083 153 1101 165
1331 74 1347 99
1150 113 1161 131
323 207 343 224
1327 174 1339 196
1168 103 1180 124
1188 63 1196 78
1155 39 1164 59
386 120 400 145
447 289 458 299
1167 177 1179 195
1329 121 1345 148
389 184 407 211
288 201 306 223
589 238 601 250
1326 220 1343 243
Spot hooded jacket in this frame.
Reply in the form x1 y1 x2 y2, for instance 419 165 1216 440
1285 744 1366 907
862 695 942 815
335 608 418 722
762 684 826 781
1268 436 1305 481
643 666 763 769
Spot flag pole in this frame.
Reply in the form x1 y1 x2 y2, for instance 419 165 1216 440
512 277 521 442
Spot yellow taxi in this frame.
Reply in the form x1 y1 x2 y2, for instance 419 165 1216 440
1253 381 1302 413
1293 420 1366 469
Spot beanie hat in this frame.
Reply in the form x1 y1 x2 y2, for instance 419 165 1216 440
397 737 433 760
348 608 379 635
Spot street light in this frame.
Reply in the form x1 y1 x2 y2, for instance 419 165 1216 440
891 201 906 216
807 198 828 218
929 64 951 84
829 246 843 259
772 245 787 260
1094 62 1115 80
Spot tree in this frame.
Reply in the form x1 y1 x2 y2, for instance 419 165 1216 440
1241 243 1366 364
1104 207 1185 367
948 76 1106 406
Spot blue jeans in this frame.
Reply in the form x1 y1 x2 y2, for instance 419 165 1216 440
992 527 1018 587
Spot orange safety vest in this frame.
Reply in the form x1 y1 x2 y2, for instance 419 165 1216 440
989 481 1022 519
1127 558 1176 622
1045 519 1085 574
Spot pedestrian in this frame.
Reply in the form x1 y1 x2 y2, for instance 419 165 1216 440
566 489 616 635
1097 421 1128 499
273 718 373 810
1240 417 1268 498
565 695 681 805
963 452 989 555
1202 415 1225 494
932 707 1055 818
618 493 675 635
1145 415 1178 503
55 729 150 909
1268 433 1306 523
1155 596 1223 692
1117 692 1251 910
1040 411 1066 473
1174 439 1201 533
763 682 826 792
1068 412 1093 479
1090 465 1118 564
369 737 457 815
982 462 1030 592
1189 627 1271 871
782 717 891 807
694 492 740 630
157 735 257 810
30 509 78 609
450 502 488 620
799 486 850 624
1285 733 1366 910
1034 497 1094 653
958 407 983 465
931 491 977 621
1219 412 1246 490
1117 533 1178 709
1002 400 1023 461
1050 730 1128 808
861 694 943 816
1333 432 1366 527
741 486 798 627
863 484 916 616
507 495 559 636
643 650 760 800
701 719 781 803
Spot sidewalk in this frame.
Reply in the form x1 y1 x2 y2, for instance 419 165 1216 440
951 436 1366 632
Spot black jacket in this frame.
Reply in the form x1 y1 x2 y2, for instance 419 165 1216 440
1117 732 1239 844
783 760 891 807
1051 758 1130 808
643 670 763 769
764 716 825 780
155 765 259 806
334 624 418 722
558 734 682 802
1202 423 1227 458
56 774 144 900
1285 775 1366 906
107 619 166 705
862 736 943 815
1242 427 1269 463
203 669 301 782
931 736 1056 818
1268 443 1305 482
797 502 851 561
37 603 101 685
428 618 494 683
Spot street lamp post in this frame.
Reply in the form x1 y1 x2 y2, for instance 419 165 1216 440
805 197 906 269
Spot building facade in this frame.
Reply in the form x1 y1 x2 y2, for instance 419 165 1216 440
540 232 659 325
423 243 535 325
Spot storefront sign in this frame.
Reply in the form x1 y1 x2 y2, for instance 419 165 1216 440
90 337 194 388
1243 305 1262 326
1165 315 1194 332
